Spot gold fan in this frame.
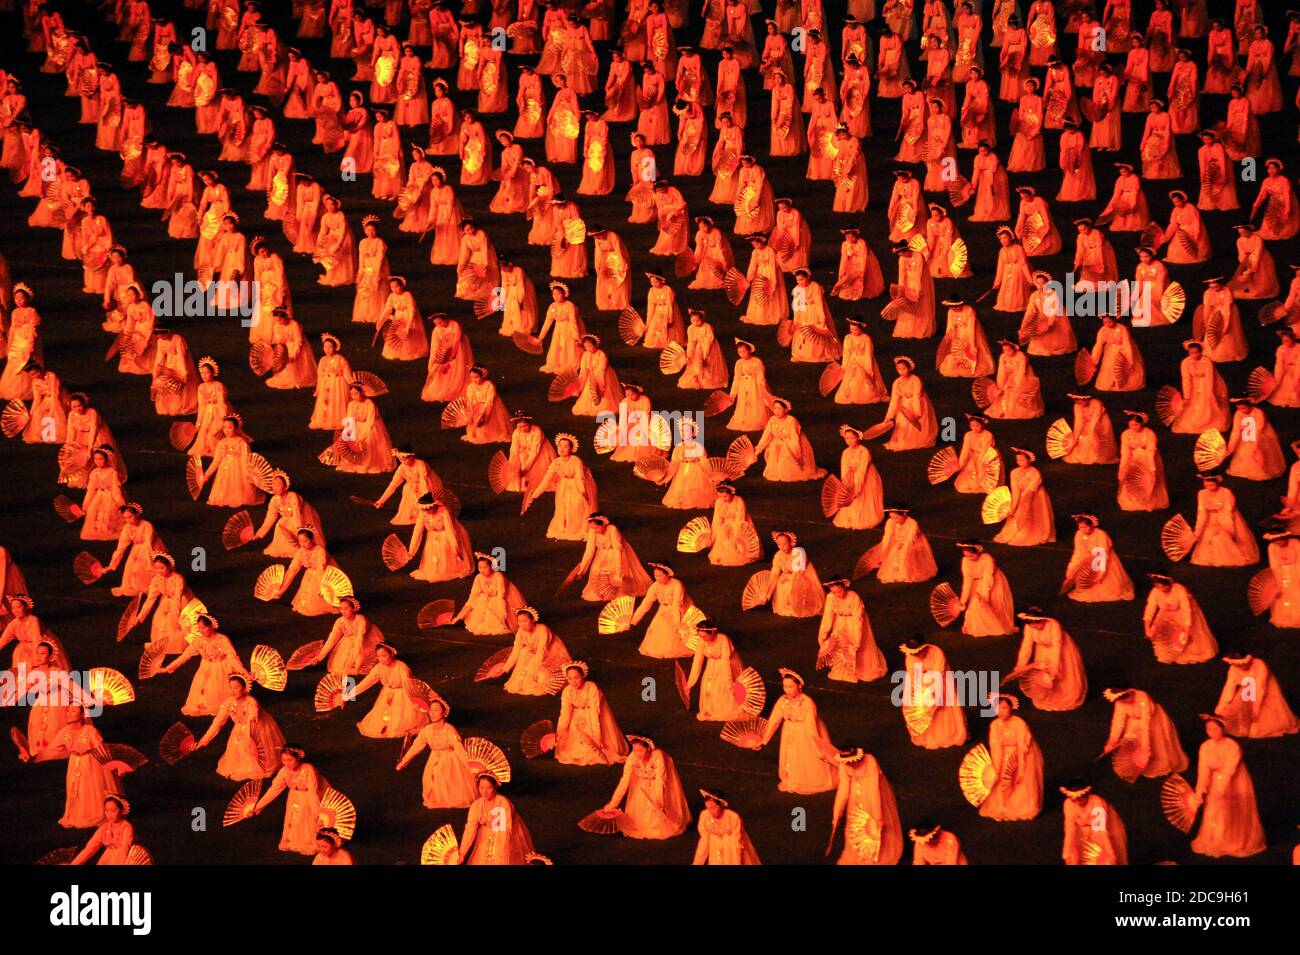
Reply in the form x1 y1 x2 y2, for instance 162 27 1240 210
970 377 999 410
222 511 256 550
185 455 205 500
421 824 460 865
243 454 276 494
1154 385 1184 427
678 606 707 652
1247 568 1279 616
250 645 287 692
137 643 167 681
548 372 581 402
72 551 105 585
1045 418 1073 459
223 779 262 826
314 674 347 712
159 722 197 765
463 737 511 783
177 597 208 643
52 494 84 523
440 397 470 429
618 307 646 345
512 332 544 355
578 808 627 835
726 435 757 474
741 570 771 610
720 717 768 749
1074 349 1097 386
677 516 714 553
1247 366 1276 403
948 239 969 278
976 446 1003 492
597 595 636 635
928 447 959 484
853 544 882 580
930 582 962 627
703 390 735 417
318 788 356 839
1160 514 1195 562
821 475 853 517
381 533 411 571
1 400 30 438
705 457 741 484
732 667 767 715
846 808 882 862
57 445 89 487
723 267 749 306
521 719 557 759
86 667 134 706
125 846 152 865
738 523 762 562
417 599 456 629
902 674 935 736
659 342 688 375
958 743 994 806
474 648 512 682
1193 429 1226 471
982 486 1012 524
632 449 668 483
287 640 325 670
818 362 845 398
318 440 361 467
1159 774 1200 833
1161 282 1186 323
254 564 286 601
317 567 353 607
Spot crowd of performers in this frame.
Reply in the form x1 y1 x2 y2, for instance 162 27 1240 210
1 0 1300 866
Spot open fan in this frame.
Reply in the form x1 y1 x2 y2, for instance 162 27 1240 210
1154 385 1183 427
381 534 412 571
703 390 734 417
726 435 757 474
1247 367 1276 403
287 640 325 670
159 722 197 765
474 648 512 683
100 743 148 776
632 449 668 483
861 419 895 440
317 788 357 840
352 371 388 397
970 377 999 410
223 780 263 826
741 570 771 610
676 516 714 553
733 667 767 715
927 447 959 484
1159 774 1200 833
222 511 256 550
821 475 853 517
1074 349 1097 386
929 582 962 627
416 599 457 629
675 661 691 710
659 342 688 375
463 737 512 783
720 717 768 749
618 307 646 345
521 719 557 759
314 674 348 713
548 372 581 402
72 551 105 585
723 267 749 305
511 332 544 355
57 446 89 487
776 319 794 348
578 808 627 835
981 486 1012 524
185 455 206 500
244 453 277 495
1161 282 1186 323
1160 514 1195 562
318 440 361 467
117 595 142 643
597 595 636 635
86 667 135 706
421 825 460 865
1193 429 1226 471
440 397 470 429
798 326 841 360
250 645 287 692
958 743 994 806
818 362 845 398
845 808 883 862
975 446 1003 492
253 564 286 601
1 400 30 438
317 567 353 608
487 450 516 492
852 544 882 580
1045 418 1074 459
52 495 84 524
36 847 80 866
137 643 167 681
249 342 288 377
1247 568 1279 616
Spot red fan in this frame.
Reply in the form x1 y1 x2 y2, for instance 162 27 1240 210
578 808 627 835
381 534 412 571
416 599 456 629
487 450 514 494
314 674 348 713
223 780 262 827
137 643 167 681
72 551 105 585
512 332 544 355
929 582 962 627
723 267 749 305
548 372 581 402
185 456 206 500
852 544 883 580
168 422 198 452
818 362 845 397
52 495 84 523
287 641 324 671
475 648 512 683
158 722 197 765
222 511 256 550
521 719 557 759
861 419 894 440
820 475 853 517
1074 349 1097 386
720 717 768 749
0 400 30 439
702 390 734 417
100 744 148 776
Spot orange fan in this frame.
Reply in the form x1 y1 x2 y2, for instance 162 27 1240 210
578 808 627 835
416 599 456 629
659 342 688 375
726 435 757 474
159 722 197 765
117 595 142 643
1160 774 1200 833
816 362 845 398
929 582 962 627
958 744 994 806
223 780 263 826
674 661 691 709
720 717 768 749
741 570 771 610
927 447 959 484
72 551 105 585
799 326 841 359
440 397 470 429
250 645 287 692
852 544 882 580
222 511 256 550
676 516 713 553
249 342 288 377
548 372 581 402
1247 568 1279 616
253 564 286 601
971 377 999 410
1247 366 1276 403
702 390 734 417
723 267 749 305
57 445 89 487
1154 385 1183 427
820 475 853 518
1074 349 1097 386
137 643 167 681
152 374 184 397
597 595 636 635
317 440 361 467
1193 429 1226 471
521 719 557 759
464 737 512 783
632 449 668 483
246 454 277 494
381 534 412 571
732 667 767 715
0 399 30 439
352 370 388 397
125 846 153 865
618 307 646 345
185 455 205 500
52 495 84 523
317 788 357 839
421 824 460 865
1150 618 1190 660
981 486 1012 524
314 674 348 713
1045 418 1074 459
775 318 794 348
861 419 894 440
487 450 514 493
100 743 148 775
1160 514 1195 562
512 332 544 355
474 648 512 682
86 667 135 706
36 847 80 866
287 640 325 670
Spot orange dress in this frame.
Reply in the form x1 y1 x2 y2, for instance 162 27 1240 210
1190 486 1259 566
1066 527 1134 602
764 692 835 794
1190 736 1266 858
1117 426 1169 510
960 552 1016 636
818 590 886 683
607 748 691 839
692 807 761 864
1063 793 1128 864
833 755 904 865
979 715 1043 820
1014 620 1087 710
1216 657 1300 739
878 515 939 583
1104 690 1189 779
460 794 535 864
1143 582 1218 664
993 464 1055 545
556 680 628 765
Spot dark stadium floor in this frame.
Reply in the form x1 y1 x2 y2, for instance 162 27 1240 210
1 0 1298 865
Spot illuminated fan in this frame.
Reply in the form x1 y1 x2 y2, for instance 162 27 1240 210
971 377 999 410
678 606 707 652
548 372 581 402
287 640 324 670
578 808 627 835
976 446 1003 492
421 825 460 865
597 595 636 635
1247 568 1279 616
659 342 688 375
741 570 771 610
52 494 84 523
677 516 713 553
821 475 853 517
1106 353 1131 390
243 454 276 494
928 447 959 484
474 648 512 682
1161 282 1186 323
318 788 356 839
222 511 256 550
726 435 757 474
152 373 184 397
1160 774 1200 833
521 719 557 759
818 362 845 397
720 717 768 749
125 846 153 865
352 371 388 397
382 534 412 571
703 390 734 417
632 449 668 483
417 599 457 629
861 419 894 440
223 780 263 826
185 455 205 500
902 678 935 736
1 400 30 438
1160 515 1195 562
318 440 361 466
159 722 197 765
137 643 166 681
1045 418 1073 459
1193 429 1226 471
1247 367 1276 403
314 674 348 712
1074 349 1097 386
117 595 142 642
948 239 969 279
723 267 749 306
440 397 470 429
618 307 646 345
929 583 962 627
177 598 207 643
463 737 511 783
254 564 286 601
733 667 767 715
250 645 287 692
982 486 1012 524
86 667 135 706
852 545 882 580
512 332 544 355
57 445 89 487
738 523 762 562
958 744 994 806
249 342 288 377
846 808 883 862
317 567 352 607
72 551 105 585
431 487 461 518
